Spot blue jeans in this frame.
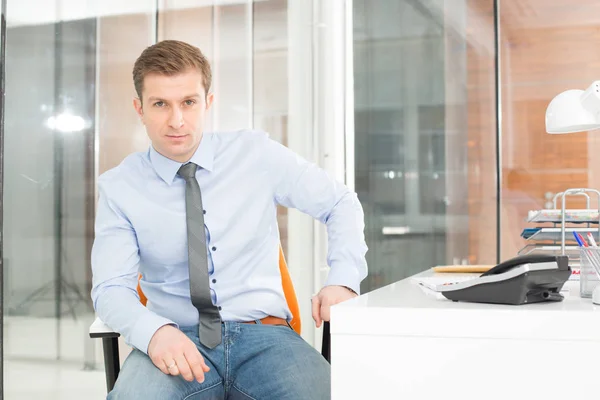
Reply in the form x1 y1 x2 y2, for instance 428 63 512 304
108 322 330 399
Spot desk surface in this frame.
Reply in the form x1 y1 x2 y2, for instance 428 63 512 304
331 269 600 341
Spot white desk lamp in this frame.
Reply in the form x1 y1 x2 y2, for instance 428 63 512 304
546 81 600 133
545 81 600 304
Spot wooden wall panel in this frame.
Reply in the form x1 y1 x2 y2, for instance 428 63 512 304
98 14 153 175
499 13 600 258
461 1 600 262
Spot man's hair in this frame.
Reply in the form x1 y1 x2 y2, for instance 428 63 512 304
132 40 212 101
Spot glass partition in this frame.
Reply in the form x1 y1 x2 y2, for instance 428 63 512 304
353 0 498 293
3 1 157 397
4 15 98 360
499 1 600 261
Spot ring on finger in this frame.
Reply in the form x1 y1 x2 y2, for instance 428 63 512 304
167 361 176 371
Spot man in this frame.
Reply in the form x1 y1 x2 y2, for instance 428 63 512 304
91 40 368 400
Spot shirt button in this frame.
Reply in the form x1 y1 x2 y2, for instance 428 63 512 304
212 279 216 284
212 246 217 251
203 210 206 215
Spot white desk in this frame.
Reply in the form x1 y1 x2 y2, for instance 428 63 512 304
331 270 600 399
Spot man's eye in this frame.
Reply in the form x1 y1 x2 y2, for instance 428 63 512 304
153 101 165 107
184 100 196 106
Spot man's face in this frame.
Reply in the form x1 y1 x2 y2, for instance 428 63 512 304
133 69 213 163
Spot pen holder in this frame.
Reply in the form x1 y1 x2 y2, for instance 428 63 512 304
579 247 600 298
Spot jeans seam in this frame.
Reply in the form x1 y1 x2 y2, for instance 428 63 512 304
182 381 222 400
225 324 231 393
232 384 259 400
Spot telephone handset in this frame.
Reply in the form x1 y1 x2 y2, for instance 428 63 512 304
480 254 567 277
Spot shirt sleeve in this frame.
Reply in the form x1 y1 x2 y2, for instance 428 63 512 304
263 134 368 294
91 177 177 354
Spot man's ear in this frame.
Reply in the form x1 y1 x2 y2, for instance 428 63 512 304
205 92 214 110
133 97 144 118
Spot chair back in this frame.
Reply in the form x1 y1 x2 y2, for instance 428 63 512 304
136 244 302 335
278 246 301 334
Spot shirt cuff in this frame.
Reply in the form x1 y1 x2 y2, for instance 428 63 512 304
324 265 362 296
128 312 178 355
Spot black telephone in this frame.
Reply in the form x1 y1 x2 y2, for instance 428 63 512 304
480 254 569 277
439 254 571 305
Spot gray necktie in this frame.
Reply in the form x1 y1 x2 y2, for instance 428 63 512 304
178 162 222 348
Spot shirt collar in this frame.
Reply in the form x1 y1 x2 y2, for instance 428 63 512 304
149 134 214 185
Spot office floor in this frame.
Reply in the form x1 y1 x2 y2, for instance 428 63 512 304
5 359 106 400
3 315 126 400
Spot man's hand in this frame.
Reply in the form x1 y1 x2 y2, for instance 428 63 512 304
311 285 358 328
147 325 210 383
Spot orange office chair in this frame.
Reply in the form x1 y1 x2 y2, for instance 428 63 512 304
90 245 330 393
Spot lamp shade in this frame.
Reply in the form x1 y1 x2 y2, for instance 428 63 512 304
545 82 600 134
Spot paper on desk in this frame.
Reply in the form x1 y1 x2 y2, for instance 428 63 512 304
433 265 493 273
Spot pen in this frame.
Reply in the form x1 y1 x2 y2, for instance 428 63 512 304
576 232 589 247
573 231 585 247
587 232 598 248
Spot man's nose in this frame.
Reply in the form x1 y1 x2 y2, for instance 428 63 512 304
168 108 184 128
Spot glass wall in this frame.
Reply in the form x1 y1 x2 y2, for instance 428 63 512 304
3 2 158 397
499 1 600 261
4 14 99 359
353 0 600 295
353 0 498 293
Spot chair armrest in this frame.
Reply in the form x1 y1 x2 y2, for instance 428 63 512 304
321 321 330 363
90 317 122 392
89 317 120 339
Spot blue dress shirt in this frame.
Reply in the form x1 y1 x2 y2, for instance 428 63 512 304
91 130 368 354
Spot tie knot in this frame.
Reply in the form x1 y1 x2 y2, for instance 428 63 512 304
177 162 198 180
